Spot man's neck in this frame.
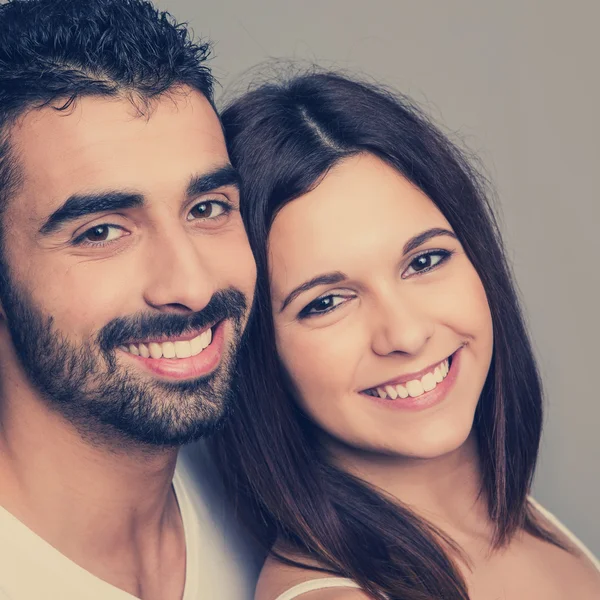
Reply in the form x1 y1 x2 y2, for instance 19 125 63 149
0 383 185 598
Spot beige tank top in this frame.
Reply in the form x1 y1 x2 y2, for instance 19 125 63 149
274 498 600 600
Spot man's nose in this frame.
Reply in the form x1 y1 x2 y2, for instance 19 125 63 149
142 230 216 314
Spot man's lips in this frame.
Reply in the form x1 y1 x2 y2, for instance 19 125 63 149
118 323 215 347
116 321 226 381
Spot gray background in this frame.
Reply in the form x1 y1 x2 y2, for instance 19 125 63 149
157 0 600 553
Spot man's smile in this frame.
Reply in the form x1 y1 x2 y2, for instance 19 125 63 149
117 322 226 381
119 324 214 359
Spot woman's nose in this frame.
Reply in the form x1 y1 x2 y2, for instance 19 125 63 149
369 293 434 357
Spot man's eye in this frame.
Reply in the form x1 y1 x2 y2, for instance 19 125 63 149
187 201 229 221
75 224 126 245
402 250 452 278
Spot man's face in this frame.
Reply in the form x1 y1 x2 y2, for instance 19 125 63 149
0 88 256 446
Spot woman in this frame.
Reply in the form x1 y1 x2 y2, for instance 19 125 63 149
212 71 600 599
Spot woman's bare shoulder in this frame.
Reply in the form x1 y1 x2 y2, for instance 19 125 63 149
525 498 600 591
255 555 370 600
528 498 599 568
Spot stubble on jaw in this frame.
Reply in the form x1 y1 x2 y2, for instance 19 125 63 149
0 277 248 450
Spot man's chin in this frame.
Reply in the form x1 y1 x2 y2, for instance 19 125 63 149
126 416 228 448
0 280 243 450
88 391 231 448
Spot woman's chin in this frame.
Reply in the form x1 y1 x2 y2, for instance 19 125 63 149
336 419 477 463
388 426 476 461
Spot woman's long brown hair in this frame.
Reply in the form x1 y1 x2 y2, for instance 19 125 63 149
211 71 563 599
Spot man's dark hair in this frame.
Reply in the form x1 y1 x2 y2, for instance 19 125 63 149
0 0 214 212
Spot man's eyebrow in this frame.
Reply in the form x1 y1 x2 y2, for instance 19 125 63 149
38 165 241 236
403 227 457 254
40 192 144 235
280 271 347 313
186 164 240 199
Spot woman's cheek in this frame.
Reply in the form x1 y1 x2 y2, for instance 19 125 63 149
459 269 494 337
276 325 360 407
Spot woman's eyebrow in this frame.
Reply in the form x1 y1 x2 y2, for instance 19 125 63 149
278 228 456 313
403 227 456 254
279 271 347 313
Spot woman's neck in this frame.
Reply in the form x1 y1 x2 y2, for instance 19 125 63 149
327 430 493 543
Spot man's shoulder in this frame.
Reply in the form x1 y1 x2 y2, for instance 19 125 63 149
176 441 219 491
175 441 265 599
176 440 239 516
0 510 134 600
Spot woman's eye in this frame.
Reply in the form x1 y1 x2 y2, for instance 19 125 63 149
187 201 228 221
76 224 126 245
299 294 349 318
403 250 451 278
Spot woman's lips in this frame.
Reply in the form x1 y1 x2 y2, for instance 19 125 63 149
364 348 462 411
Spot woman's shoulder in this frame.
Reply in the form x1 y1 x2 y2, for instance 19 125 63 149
522 497 600 596
527 496 600 574
255 555 370 600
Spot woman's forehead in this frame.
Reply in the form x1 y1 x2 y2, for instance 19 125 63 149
268 154 450 275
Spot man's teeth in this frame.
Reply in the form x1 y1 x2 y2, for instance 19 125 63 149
119 329 212 359
371 358 450 400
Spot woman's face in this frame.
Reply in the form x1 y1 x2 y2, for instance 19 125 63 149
268 153 494 459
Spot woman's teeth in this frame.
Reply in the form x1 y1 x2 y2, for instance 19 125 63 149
371 358 450 400
119 329 212 360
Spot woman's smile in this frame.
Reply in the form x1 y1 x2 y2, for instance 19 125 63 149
360 347 461 411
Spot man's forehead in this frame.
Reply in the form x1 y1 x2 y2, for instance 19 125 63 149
9 89 229 219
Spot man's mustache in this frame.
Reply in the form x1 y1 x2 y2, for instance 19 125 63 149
97 288 248 352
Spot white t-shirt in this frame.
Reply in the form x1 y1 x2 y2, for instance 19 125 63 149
0 441 263 599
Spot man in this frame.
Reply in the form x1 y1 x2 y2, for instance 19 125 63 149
0 0 260 598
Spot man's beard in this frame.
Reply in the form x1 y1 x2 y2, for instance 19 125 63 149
0 280 248 448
